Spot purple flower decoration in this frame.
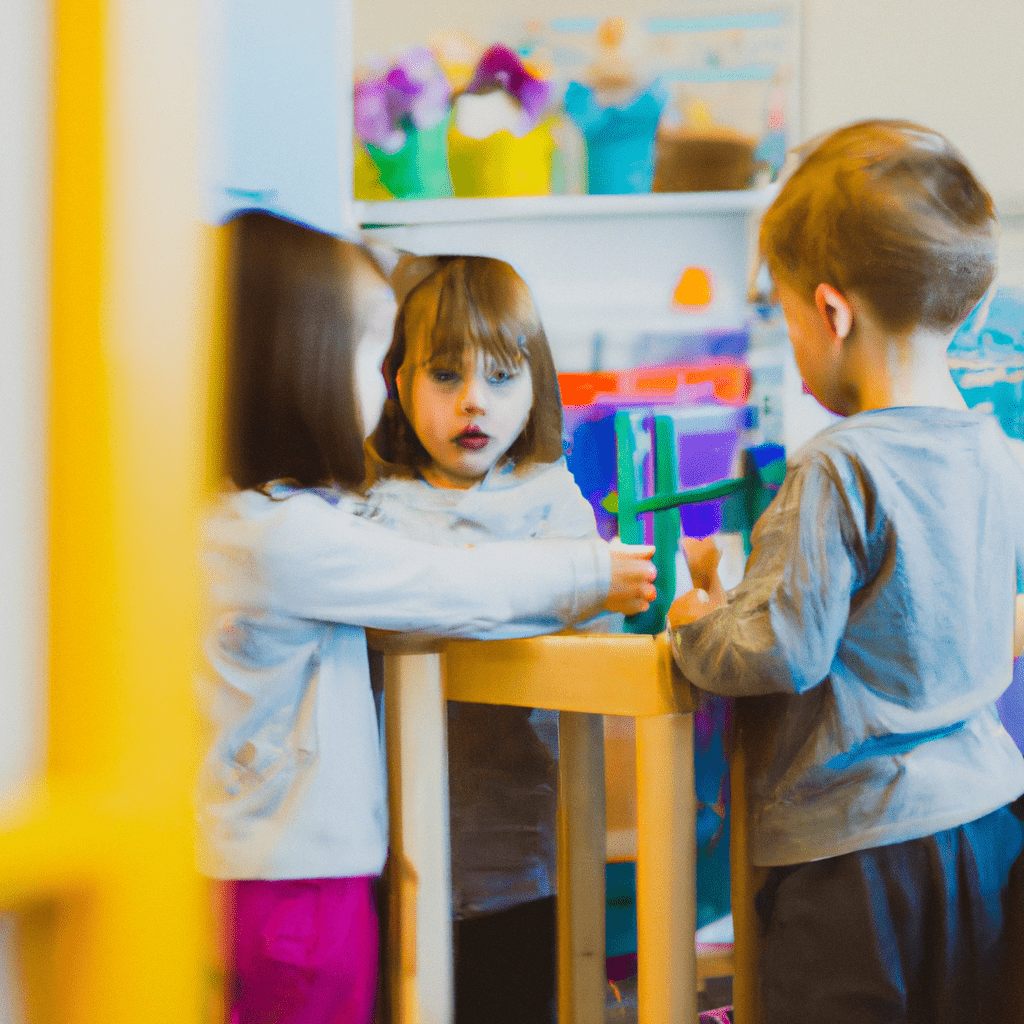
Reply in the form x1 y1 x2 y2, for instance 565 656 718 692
355 47 451 154
463 44 553 133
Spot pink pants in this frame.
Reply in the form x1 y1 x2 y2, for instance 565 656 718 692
228 876 378 1024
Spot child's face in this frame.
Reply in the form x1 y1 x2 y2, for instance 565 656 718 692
404 346 534 489
776 279 845 415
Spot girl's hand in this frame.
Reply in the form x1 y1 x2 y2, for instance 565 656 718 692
667 587 721 629
605 544 657 615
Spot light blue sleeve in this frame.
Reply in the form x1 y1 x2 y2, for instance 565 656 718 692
1006 439 1024 594
206 489 611 638
670 453 865 696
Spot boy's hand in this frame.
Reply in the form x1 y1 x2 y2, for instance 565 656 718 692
681 536 722 593
605 544 657 615
667 588 722 629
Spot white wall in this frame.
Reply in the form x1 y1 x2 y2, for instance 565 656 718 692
0 0 50 822
205 0 353 232
0 0 50 1020
354 0 1024 215
799 0 1024 215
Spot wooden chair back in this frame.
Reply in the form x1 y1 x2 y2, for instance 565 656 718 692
381 632 697 1024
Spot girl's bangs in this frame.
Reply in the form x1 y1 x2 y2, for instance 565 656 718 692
412 256 536 371
426 320 527 371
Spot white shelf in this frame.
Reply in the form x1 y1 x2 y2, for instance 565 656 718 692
358 188 776 360
355 187 776 227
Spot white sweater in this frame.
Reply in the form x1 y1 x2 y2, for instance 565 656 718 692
363 459 600 917
197 485 610 880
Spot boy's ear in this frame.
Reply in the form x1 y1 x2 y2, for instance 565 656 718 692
814 283 853 342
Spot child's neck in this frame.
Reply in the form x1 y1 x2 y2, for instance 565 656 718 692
884 330 968 411
420 464 486 490
841 306 967 415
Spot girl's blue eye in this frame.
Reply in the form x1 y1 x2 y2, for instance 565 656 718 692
488 368 516 386
430 368 459 385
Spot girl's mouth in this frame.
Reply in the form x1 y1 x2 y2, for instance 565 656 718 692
454 427 489 451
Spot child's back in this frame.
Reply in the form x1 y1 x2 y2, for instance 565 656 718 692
669 120 1024 1021
675 405 1024 865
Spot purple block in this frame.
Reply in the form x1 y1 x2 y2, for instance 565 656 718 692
666 406 747 538
998 657 1024 754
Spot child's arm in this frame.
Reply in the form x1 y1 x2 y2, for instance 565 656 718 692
208 489 655 638
667 457 861 697
533 460 646 628
667 537 726 628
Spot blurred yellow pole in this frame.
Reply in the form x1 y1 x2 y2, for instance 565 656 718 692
0 0 211 1018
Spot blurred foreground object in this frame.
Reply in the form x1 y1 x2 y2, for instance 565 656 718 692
0 0 211 1020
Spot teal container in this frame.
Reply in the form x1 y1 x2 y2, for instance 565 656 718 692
564 80 668 195
606 860 638 961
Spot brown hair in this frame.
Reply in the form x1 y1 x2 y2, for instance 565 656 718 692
759 119 998 333
224 210 388 490
367 256 564 481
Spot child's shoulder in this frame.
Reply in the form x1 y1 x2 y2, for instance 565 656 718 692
483 457 574 492
210 483 362 534
789 407 1024 515
204 484 370 575
793 406 1010 465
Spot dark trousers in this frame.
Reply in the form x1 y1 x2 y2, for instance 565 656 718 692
454 896 557 1024
755 804 1024 1024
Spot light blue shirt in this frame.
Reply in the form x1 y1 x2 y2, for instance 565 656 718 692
197 484 610 880
672 407 1024 865
363 459 600 917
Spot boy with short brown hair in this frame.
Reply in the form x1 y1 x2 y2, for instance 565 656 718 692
669 119 1024 1022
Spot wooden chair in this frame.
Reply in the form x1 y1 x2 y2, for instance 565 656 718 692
380 632 696 1024
727 706 771 1024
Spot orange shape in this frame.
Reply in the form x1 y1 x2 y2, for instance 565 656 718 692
672 266 713 309
598 16 627 49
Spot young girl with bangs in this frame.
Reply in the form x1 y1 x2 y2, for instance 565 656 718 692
198 214 656 1024
363 255 602 1024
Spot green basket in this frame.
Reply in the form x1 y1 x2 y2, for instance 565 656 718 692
366 115 454 200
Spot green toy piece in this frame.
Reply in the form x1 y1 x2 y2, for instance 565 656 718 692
614 408 785 635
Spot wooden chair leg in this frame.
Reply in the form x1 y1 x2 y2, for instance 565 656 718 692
635 712 697 1024
730 705 767 1024
384 652 454 1024
557 711 608 1024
